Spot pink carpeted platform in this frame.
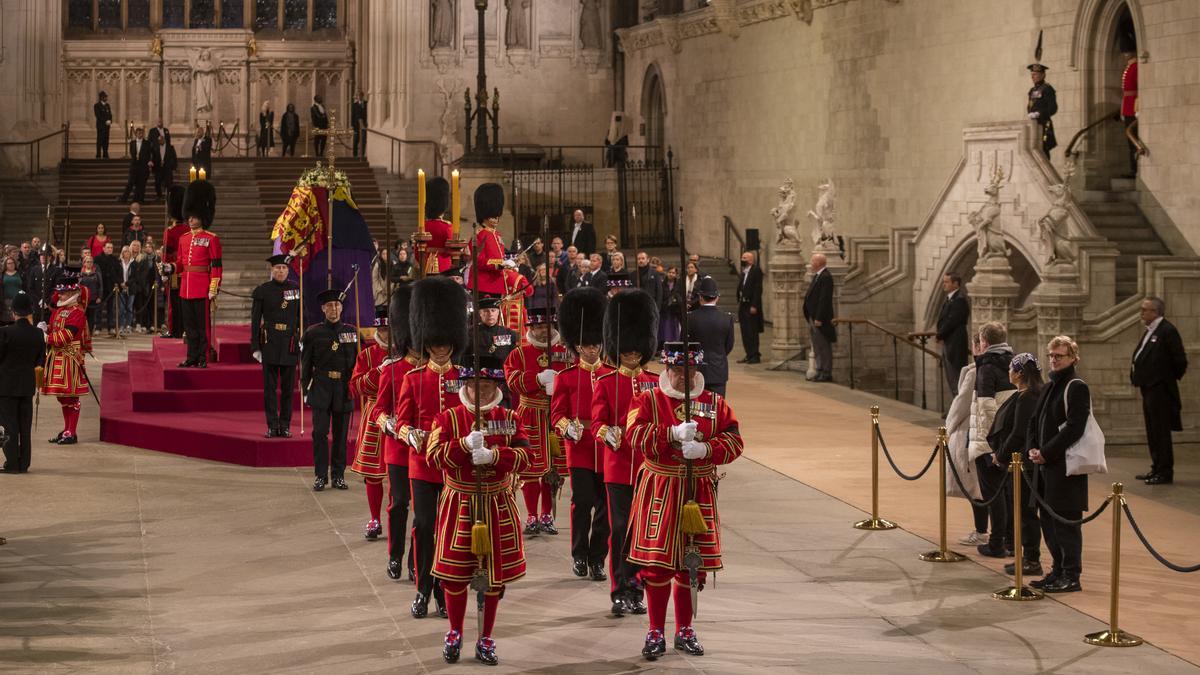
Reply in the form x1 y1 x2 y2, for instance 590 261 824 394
100 324 358 467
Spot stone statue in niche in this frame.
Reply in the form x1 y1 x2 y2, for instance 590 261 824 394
1037 183 1076 266
431 0 455 49
436 77 464 165
506 0 531 49
807 179 837 249
968 166 1009 261
771 178 803 246
580 0 604 50
188 48 219 118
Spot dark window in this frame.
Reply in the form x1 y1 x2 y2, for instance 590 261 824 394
313 0 337 29
221 0 244 28
190 0 216 28
98 0 122 28
254 0 278 29
67 0 93 28
128 0 151 28
162 0 185 28
283 0 307 30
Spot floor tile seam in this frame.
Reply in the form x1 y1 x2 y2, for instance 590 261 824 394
132 455 164 671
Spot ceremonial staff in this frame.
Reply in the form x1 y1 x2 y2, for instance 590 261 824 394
468 220 491 640
540 213 563 520
631 203 640 289
286 221 325 437
677 206 707 618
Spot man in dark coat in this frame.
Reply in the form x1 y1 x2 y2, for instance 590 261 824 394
311 95 330 157
280 103 301 157
688 276 734 397
567 209 597 256
936 273 970 395
734 251 764 365
22 249 51 324
0 292 45 473
1027 63 1058 157
1131 296 1188 485
301 288 359 491
120 127 155 204
251 255 302 438
351 91 368 157
803 253 837 381
190 128 213 180
634 251 663 310
94 91 113 159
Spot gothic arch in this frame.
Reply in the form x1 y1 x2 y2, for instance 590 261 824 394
919 236 1042 333
640 62 667 164
1070 0 1147 70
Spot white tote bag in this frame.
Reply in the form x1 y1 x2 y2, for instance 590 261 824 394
1061 379 1108 476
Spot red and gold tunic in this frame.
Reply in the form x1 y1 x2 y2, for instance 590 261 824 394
348 340 387 479
176 228 223 300
395 360 462 484
501 269 534 336
163 221 189 289
471 223 507 295
370 352 424 466
551 359 612 473
591 367 659 486
42 303 91 396
503 338 571 480
626 385 743 572
422 217 454 274
428 399 530 586
1122 60 1139 118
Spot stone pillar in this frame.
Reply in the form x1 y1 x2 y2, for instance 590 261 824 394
1032 264 1086 350
967 256 1020 334
769 242 806 365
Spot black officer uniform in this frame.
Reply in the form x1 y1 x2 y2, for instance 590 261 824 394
94 93 113 159
301 288 359 491
470 297 519 405
0 292 46 473
250 254 301 438
1027 63 1058 157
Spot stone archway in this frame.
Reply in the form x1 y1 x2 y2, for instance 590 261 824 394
640 63 667 164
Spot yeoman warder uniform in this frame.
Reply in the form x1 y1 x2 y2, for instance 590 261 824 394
42 267 92 445
348 307 390 539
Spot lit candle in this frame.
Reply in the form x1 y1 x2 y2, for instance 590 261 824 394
417 169 426 234
189 166 197 181
198 167 207 181
451 169 461 238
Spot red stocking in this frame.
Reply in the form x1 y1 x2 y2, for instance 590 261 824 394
442 580 468 635
639 569 672 633
58 397 80 437
365 479 383 520
521 482 540 519
539 481 553 519
672 577 693 630
483 587 502 638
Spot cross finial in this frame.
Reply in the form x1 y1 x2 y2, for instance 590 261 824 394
311 110 354 177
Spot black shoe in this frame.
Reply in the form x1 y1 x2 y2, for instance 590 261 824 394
523 517 540 536
611 597 627 617
590 563 607 582
177 359 196 368
976 543 1008 558
58 435 78 445
386 559 402 580
195 359 207 369
674 627 705 656
1135 471 1156 481
434 590 447 618
364 519 382 540
1004 560 1044 576
264 428 277 438
411 592 430 618
332 477 349 490
642 630 667 660
572 559 588 577
539 516 558 535
277 428 292 438
48 431 64 444
626 596 647 615
1029 571 1060 589
475 637 498 666
442 630 462 663
745 356 761 364
312 477 326 491
1043 576 1082 593
736 357 749 364
1145 474 1174 485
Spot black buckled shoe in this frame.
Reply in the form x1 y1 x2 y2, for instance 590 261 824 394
626 595 647 615
539 515 558 535
641 630 666 660
572 559 588 577
364 519 382 540
589 563 607 582
475 637 498 666
386 559 402 580
523 517 540 536
411 592 430 618
674 627 705 656
47 432 64 444
332 477 349 490
58 435 78 445
442 630 462 663
312 477 326 491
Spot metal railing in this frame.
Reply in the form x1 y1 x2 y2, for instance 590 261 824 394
723 215 746 275
499 143 662 170
1064 109 1121 160
0 124 70 177
366 129 442 178
833 319 945 412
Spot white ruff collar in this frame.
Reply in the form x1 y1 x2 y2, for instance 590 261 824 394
658 371 705 400
459 386 504 413
526 329 560 350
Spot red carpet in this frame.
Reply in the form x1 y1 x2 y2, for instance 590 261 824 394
100 325 358 467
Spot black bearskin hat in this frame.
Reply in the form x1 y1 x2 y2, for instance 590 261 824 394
183 179 216 228
410 276 467 358
426 176 450 220
602 288 659 366
473 182 505 221
167 185 186 223
559 287 607 351
388 283 414 355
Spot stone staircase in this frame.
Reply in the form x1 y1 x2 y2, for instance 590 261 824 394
1079 177 1171 301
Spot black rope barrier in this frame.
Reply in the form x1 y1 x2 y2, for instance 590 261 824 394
1121 501 1200 573
1019 469 1111 526
874 425 939 481
217 288 254 300
944 452 1011 508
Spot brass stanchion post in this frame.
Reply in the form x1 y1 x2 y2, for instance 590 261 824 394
1084 483 1143 647
920 427 966 562
854 405 897 530
994 452 1043 600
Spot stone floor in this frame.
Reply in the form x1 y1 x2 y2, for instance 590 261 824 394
1 333 1198 673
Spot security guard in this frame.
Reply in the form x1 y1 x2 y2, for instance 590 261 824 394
250 254 301 438
301 288 359 491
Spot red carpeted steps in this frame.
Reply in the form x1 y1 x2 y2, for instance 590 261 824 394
100 324 358 467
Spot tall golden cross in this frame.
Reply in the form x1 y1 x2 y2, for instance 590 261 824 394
310 111 355 289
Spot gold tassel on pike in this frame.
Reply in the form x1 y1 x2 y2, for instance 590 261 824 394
680 499 709 536
471 520 491 557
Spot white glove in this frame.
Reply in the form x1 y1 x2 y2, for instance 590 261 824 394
1027 112 1040 120
406 428 426 449
471 446 496 466
536 368 556 394
380 356 401 368
565 420 583 442
252 350 263 363
604 426 622 449
383 416 396 437
671 421 698 443
36 321 48 332
681 440 707 460
466 430 485 451
502 258 518 270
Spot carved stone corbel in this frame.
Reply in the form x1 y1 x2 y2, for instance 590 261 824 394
790 0 814 25
711 0 741 38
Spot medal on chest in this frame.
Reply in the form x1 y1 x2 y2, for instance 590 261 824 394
538 354 549 368
331 342 338 351
281 300 288 309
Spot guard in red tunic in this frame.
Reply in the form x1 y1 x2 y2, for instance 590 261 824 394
1120 37 1140 177
592 288 660 616
500 266 533 336
551 287 612 581
174 177 221 367
390 276 467 619
503 305 570 536
41 266 92 445
349 307 390 540
427 353 530 666
371 284 422 581
420 177 455 275
469 183 514 297
161 186 189 338
627 341 744 660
